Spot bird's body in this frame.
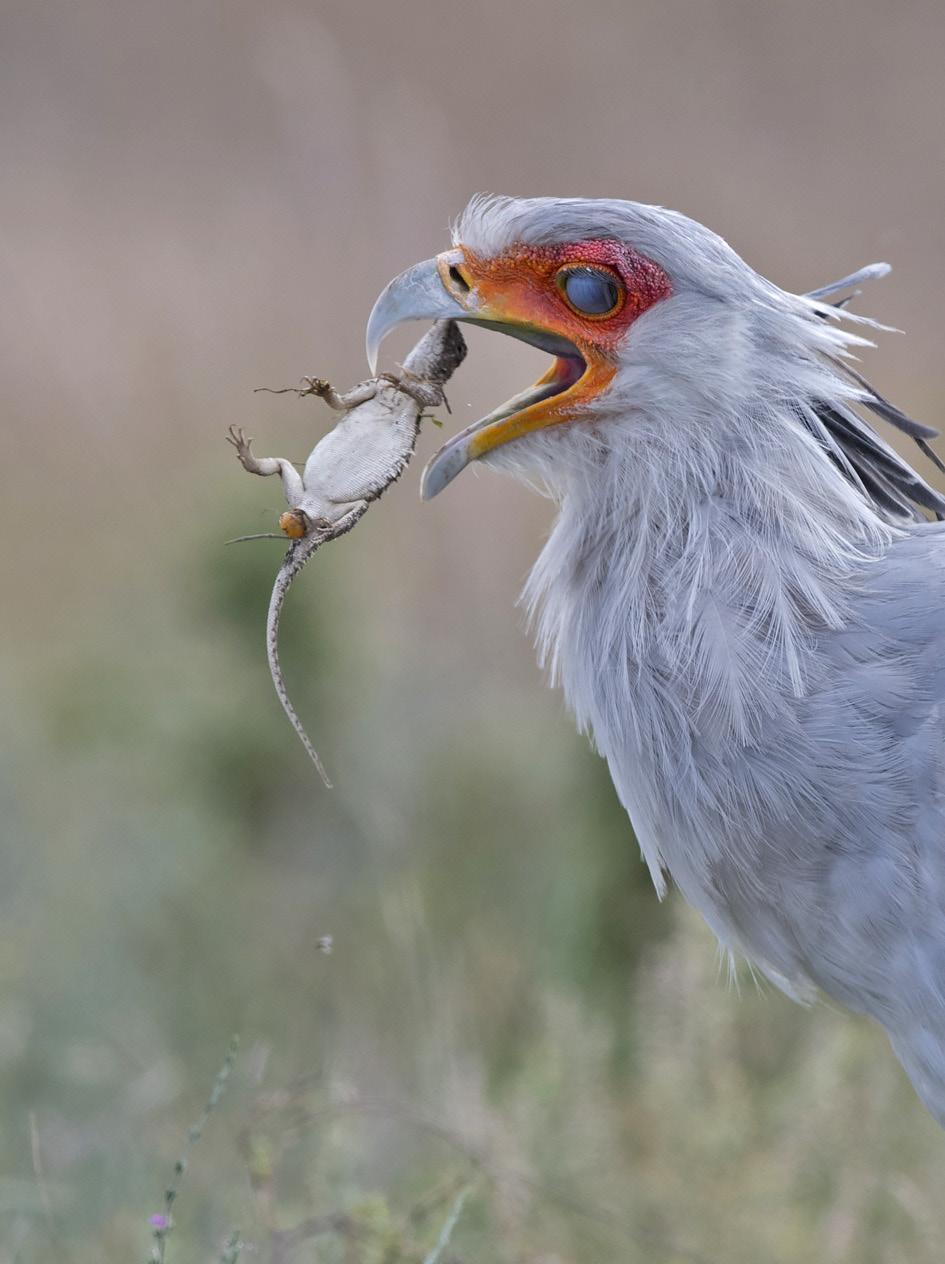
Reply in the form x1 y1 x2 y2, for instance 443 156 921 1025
367 195 945 1124
526 425 945 1122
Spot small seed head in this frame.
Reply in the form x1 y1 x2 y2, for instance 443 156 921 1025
279 510 306 539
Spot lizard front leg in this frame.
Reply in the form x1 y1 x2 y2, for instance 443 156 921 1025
226 426 304 507
299 378 377 411
379 368 444 410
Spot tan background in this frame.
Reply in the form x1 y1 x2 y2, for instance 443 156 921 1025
2 3 945 1261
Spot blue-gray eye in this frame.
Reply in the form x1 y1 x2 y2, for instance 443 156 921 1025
559 267 622 316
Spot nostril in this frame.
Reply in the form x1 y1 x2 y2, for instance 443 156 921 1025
448 264 471 294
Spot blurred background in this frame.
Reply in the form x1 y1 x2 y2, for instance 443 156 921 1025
2 1 945 1260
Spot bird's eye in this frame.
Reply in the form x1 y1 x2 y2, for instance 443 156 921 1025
557 266 623 317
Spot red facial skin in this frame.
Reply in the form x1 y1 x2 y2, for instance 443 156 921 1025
441 240 672 456
461 238 672 353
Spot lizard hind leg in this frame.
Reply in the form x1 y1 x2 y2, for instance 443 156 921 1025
226 426 304 507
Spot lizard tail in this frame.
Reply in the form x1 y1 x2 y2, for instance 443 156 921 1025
267 533 333 788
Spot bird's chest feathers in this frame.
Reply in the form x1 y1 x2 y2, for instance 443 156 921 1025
528 488 862 922
545 498 814 760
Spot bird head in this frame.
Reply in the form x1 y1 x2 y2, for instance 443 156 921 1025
366 194 811 500
368 194 942 522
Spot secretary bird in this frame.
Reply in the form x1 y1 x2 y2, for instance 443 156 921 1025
367 195 945 1125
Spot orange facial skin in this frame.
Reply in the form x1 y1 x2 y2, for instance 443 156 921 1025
439 239 672 456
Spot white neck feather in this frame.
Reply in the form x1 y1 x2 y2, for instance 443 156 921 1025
529 400 890 717
484 374 896 895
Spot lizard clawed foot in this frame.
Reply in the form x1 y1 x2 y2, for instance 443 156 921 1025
298 376 357 411
299 376 333 398
226 424 259 471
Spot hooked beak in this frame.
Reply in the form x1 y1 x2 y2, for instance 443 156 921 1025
366 252 602 499
366 255 471 374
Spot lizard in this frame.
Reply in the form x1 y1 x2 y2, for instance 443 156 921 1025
226 318 467 787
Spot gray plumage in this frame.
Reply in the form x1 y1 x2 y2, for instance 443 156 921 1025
452 196 945 1123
